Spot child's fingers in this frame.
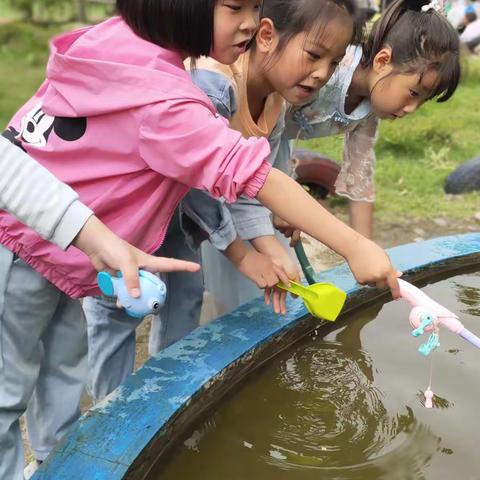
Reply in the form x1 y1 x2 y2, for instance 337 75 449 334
374 273 400 299
255 276 267 289
271 289 288 315
279 290 287 314
273 216 290 230
264 287 271 305
289 230 301 247
119 254 199 298
386 271 401 299
272 289 282 314
118 260 141 298
272 264 291 288
261 269 277 288
141 255 200 273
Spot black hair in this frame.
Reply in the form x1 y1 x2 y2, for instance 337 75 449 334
362 0 460 102
116 0 216 58
259 0 361 60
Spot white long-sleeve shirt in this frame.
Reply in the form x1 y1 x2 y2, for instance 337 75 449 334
460 19 480 43
0 136 92 249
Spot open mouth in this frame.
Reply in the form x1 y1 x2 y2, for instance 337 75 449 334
233 40 249 51
296 84 315 96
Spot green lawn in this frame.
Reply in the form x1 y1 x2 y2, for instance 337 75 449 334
0 0 23 20
0 23 54 127
0 0 113 24
1 20 479 223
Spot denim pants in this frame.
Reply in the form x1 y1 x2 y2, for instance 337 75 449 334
0 246 87 478
83 212 203 403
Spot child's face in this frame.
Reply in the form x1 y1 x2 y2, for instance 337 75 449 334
211 0 261 65
261 15 353 105
368 48 440 120
369 70 439 120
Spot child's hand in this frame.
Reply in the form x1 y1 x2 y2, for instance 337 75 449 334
272 215 301 247
263 250 301 315
223 236 299 315
236 249 291 291
237 250 297 315
223 237 292 290
251 236 301 315
346 237 401 299
74 216 200 297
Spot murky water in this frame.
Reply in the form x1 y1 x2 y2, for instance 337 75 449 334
155 273 480 480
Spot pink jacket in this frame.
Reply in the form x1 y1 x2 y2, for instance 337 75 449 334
0 17 271 298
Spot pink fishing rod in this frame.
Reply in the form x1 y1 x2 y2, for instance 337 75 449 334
399 279 480 350
398 279 480 408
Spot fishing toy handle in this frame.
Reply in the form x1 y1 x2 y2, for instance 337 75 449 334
459 328 480 349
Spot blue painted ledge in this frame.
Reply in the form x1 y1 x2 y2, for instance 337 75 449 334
34 233 480 480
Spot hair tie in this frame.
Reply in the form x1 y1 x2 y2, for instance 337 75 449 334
421 0 445 15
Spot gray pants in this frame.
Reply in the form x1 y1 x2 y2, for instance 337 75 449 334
84 212 203 403
0 246 87 479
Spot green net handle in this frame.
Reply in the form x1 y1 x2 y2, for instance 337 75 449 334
294 240 317 285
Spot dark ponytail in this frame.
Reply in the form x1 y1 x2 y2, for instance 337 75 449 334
362 0 460 102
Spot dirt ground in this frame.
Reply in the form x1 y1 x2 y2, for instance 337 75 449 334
21 214 479 467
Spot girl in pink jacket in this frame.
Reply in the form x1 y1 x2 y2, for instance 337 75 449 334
0 1 400 477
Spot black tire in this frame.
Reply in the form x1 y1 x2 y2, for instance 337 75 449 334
301 183 330 200
444 157 480 194
293 149 340 198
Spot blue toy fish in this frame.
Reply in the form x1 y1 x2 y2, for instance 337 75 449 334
97 270 167 318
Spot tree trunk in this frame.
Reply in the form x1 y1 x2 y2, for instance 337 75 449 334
77 0 87 22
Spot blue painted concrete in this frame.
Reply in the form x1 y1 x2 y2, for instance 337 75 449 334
33 233 480 479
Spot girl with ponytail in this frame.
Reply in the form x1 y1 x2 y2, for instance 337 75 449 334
279 0 460 238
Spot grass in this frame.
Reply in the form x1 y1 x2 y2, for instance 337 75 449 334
0 22 57 127
0 0 23 20
0 20 479 223
301 58 480 222
0 0 113 24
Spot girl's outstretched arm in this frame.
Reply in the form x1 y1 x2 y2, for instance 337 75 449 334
257 168 400 298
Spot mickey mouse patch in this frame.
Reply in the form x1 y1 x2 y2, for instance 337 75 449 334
2 103 87 150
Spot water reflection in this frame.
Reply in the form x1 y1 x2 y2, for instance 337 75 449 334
260 308 440 478
452 272 480 316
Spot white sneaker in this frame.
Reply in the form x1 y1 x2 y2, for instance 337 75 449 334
24 460 41 479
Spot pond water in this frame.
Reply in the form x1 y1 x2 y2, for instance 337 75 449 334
155 272 480 480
